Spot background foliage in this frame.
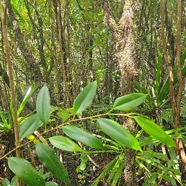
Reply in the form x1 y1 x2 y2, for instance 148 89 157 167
0 0 186 185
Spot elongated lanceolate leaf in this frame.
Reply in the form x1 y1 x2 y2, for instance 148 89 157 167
17 85 38 117
49 136 83 152
8 157 45 186
19 114 42 140
134 116 176 147
92 157 118 186
97 118 142 151
36 143 70 185
36 84 50 124
62 125 104 149
113 93 147 111
73 81 97 114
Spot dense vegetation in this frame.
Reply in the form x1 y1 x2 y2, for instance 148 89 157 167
0 0 186 185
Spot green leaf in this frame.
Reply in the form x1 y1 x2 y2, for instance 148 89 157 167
73 81 97 114
36 143 70 185
134 116 176 147
62 125 104 149
113 93 147 111
17 85 38 117
8 157 45 186
107 154 124 184
157 76 169 107
76 154 88 173
0 3 5 20
19 114 42 140
49 136 83 152
92 157 117 186
36 84 50 124
155 51 163 96
97 118 142 151
2 178 10 186
45 182 59 186
111 159 125 186
57 109 71 122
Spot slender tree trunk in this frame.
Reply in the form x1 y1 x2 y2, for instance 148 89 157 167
6 0 43 83
102 1 140 185
0 4 22 186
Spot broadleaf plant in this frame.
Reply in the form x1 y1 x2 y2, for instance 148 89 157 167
73 81 97 114
62 125 104 149
36 84 50 124
113 93 147 111
36 143 70 185
5 82 180 185
8 157 45 186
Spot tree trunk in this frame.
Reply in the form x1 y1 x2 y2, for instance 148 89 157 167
102 0 140 185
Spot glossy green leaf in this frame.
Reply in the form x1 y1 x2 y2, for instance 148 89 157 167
97 118 142 151
8 157 45 186
134 116 176 147
49 136 83 152
62 125 104 149
17 85 38 117
113 93 147 111
36 84 50 124
73 81 97 114
36 143 70 185
19 114 42 140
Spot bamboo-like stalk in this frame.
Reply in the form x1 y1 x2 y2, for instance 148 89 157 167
160 0 176 120
56 1 70 107
1 2 20 159
175 0 183 129
0 3 21 186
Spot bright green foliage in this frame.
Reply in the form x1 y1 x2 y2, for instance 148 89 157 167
2 176 16 186
73 81 97 114
0 2 4 20
45 182 59 186
17 85 38 117
134 116 176 147
0 110 11 132
36 143 70 185
19 114 42 139
62 125 104 149
98 118 142 152
113 93 147 111
49 136 83 152
92 154 124 186
36 84 50 124
8 157 45 186
107 154 125 186
6 82 181 185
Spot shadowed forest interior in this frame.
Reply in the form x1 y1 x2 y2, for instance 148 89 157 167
0 0 186 185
